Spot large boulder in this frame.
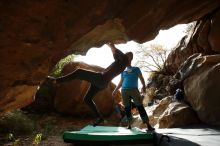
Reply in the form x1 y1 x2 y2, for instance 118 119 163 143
209 9 220 53
0 85 37 112
183 54 220 126
158 101 198 128
132 96 198 128
148 96 173 126
1 0 220 112
54 62 121 117
153 97 198 128
165 8 220 74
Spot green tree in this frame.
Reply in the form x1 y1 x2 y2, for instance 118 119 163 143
32 54 75 112
184 21 196 35
50 54 75 77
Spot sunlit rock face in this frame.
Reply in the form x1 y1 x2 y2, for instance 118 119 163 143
166 8 220 74
149 96 198 128
54 62 121 117
182 54 220 126
157 101 198 128
132 96 198 128
165 8 220 126
0 0 220 112
164 9 220 126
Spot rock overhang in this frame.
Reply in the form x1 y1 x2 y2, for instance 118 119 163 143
0 0 220 111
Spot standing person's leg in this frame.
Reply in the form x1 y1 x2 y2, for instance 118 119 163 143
121 89 132 129
83 84 104 126
130 89 148 122
130 89 155 130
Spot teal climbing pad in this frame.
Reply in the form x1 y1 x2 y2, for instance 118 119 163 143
63 125 155 145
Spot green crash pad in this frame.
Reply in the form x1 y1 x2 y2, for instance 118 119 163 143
63 125 154 144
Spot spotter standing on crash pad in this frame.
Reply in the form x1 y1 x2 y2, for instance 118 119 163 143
47 42 133 126
112 52 155 131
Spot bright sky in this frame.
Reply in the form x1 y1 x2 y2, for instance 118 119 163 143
75 24 188 85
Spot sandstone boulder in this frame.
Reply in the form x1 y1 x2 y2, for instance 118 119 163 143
165 8 220 74
148 96 173 126
184 54 220 126
158 101 198 128
1 0 220 112
54 62 120 117
0 85 37 112
209 9 220 53
132 96 198 128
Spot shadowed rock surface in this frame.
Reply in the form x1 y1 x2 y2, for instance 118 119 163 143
54 62 121 117
1 0 220 111
183 54 220 126
166 7 220 74
2 2 220 146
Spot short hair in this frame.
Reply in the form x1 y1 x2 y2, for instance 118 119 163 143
125 52 133 60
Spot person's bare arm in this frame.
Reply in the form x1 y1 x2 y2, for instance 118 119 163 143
112 77 123 96
138 73 146 93
107 43 117 54
107 43 125 60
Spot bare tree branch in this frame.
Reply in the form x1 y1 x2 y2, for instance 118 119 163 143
135 44 168 73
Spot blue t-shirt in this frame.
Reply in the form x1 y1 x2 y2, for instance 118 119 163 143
121 67 142 89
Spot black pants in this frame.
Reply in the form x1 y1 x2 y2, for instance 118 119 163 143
56 69 108 118
121 89 149 123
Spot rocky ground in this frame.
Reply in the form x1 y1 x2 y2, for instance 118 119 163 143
0 111 120 146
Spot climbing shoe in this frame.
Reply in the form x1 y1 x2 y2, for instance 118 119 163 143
93 117 104 127
147 125 155 131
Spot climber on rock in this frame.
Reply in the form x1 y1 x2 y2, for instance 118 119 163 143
47 42 133 126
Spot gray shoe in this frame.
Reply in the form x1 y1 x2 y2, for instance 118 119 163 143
127 124 131 129
127 119 132 129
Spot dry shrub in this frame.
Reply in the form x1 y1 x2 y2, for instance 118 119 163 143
0 110 35 135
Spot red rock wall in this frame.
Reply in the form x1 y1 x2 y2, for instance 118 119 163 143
54 62 121 117
183 54 220 126
0 0 220 111
165 8 220 74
